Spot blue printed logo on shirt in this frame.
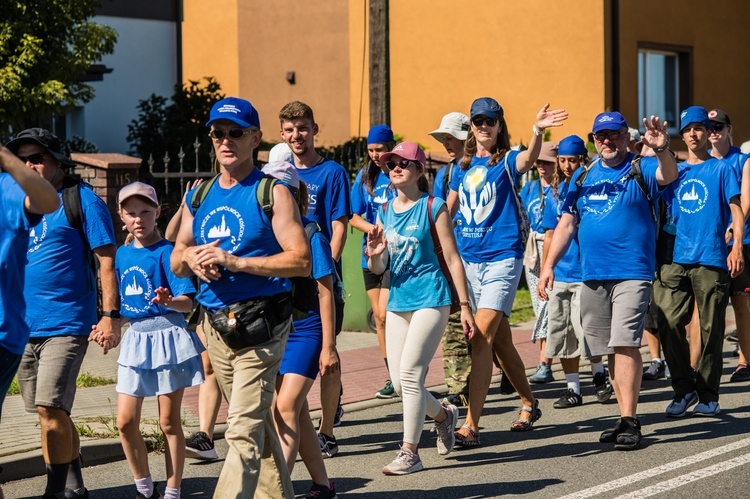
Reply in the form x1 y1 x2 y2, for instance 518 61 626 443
459 165 496 225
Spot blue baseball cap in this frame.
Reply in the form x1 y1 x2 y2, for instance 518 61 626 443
592 112 628 133
679 106 711 134
558 135 588 156
470 97 504 120
367 124 394 145
206 97 260 129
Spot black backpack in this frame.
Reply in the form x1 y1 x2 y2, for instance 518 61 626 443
190 173 321 320
61 175 97 290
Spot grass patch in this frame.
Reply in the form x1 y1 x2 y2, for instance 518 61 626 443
510 286 535 325
6 377 19 396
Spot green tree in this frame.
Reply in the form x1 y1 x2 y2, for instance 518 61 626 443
126 77 224 171
0 1 117 137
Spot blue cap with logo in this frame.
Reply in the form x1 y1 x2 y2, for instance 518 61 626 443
679 106 711 134
592 112 628 133
367 124 394 145
206 97 260 129
557 135 588 156
470 97 504 120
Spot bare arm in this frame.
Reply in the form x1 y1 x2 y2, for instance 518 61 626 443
741 157 750 222
170 201 199 278
434 205 476 338
151 286 194 313
0 146 59 214
516 104 569 174
537 213 577 300
317 274 339 376
728 197 745 278
350 213 374 234
165 179 203 242
90 245 121 354
193 184 311 278
330 216 348 262
541 228 555 268
447 189 459 219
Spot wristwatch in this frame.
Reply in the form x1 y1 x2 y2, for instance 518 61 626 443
101 310 121 319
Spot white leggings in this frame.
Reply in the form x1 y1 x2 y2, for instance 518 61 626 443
386 306 450 445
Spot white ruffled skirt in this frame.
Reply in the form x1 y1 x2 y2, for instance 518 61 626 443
116 313 205 397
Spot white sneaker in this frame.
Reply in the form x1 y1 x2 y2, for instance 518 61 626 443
382 447 423 475
693 400 720 417
665 390 698 418
433 403 458 456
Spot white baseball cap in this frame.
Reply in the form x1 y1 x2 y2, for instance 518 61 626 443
262 161 300 189
429 112 470 141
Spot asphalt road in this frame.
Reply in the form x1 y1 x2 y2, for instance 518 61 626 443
4 358 750 498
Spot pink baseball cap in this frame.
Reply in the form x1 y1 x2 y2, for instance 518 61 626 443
379 141 427 166
118 181 159 206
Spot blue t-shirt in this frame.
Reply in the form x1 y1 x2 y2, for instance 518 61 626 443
296 158 352 244
116 239 196 320
25 185 116 338
432 161 458 201
664 157 740 270
718 146 750 245
449 151 524 262
562 154 662 281
0 175 40 354
378 195 452 312
520 179 552 234
292 218 335 338
351 166 395 268
541 182 582 282
186 168 291 311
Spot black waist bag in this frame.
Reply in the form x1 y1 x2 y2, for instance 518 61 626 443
209 293 292 350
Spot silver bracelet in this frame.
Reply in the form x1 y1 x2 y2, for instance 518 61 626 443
532 125 545 137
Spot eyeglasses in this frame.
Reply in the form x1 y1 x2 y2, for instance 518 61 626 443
710 123 727 132
593 130 626 142
18 153 47 165
209 127 253 140
386 159 415 170
471 116 498 128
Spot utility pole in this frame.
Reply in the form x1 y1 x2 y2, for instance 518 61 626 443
369 0 390 126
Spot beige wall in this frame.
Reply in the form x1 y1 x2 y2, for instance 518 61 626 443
618 0 750 143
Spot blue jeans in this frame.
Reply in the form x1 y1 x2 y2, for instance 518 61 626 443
0 345 22 420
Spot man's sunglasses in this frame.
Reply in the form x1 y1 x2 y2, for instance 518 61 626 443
471 116 498 127
209 127 252 140
386 159 415 170
593 130 626 142
18 153 47 165
710 123 727 132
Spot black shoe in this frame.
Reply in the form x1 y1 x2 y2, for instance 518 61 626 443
642 359 666 380
499 372 516 395
306 481 337 499
443 393 468 407
64 489 90 499
599 418 622 443
614 417 642 450
318 432 339 458
553 388 583 409
593 372 613 403
185 431 219 460
333 405 344 427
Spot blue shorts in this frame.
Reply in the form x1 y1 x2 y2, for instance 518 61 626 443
278 326 322 380
464 257 524 316
0 345 22 420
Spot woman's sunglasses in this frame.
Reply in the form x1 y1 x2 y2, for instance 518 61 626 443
209 127 252 140
471 116 498 127
386 159 415 170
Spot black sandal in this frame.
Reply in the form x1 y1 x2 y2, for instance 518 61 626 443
613 417 641 450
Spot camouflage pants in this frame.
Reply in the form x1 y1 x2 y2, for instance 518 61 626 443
442 311 471 397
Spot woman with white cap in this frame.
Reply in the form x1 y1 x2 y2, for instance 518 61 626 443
447 97 567 445
367 141 475 475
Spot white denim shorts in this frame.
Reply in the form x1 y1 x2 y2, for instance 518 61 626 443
463 257 523 316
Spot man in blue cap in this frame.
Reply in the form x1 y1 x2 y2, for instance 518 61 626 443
539 111 677 450
172 96 312 498
653 106 744 419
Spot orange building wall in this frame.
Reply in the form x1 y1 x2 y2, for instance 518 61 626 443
384 0 607 153
617 0 750 142
181 0 240 96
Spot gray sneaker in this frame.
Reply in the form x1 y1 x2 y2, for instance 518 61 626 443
382 447 423 475
529 362 554 383
665 390 698 418
643 359 666 380
433 403 458 456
